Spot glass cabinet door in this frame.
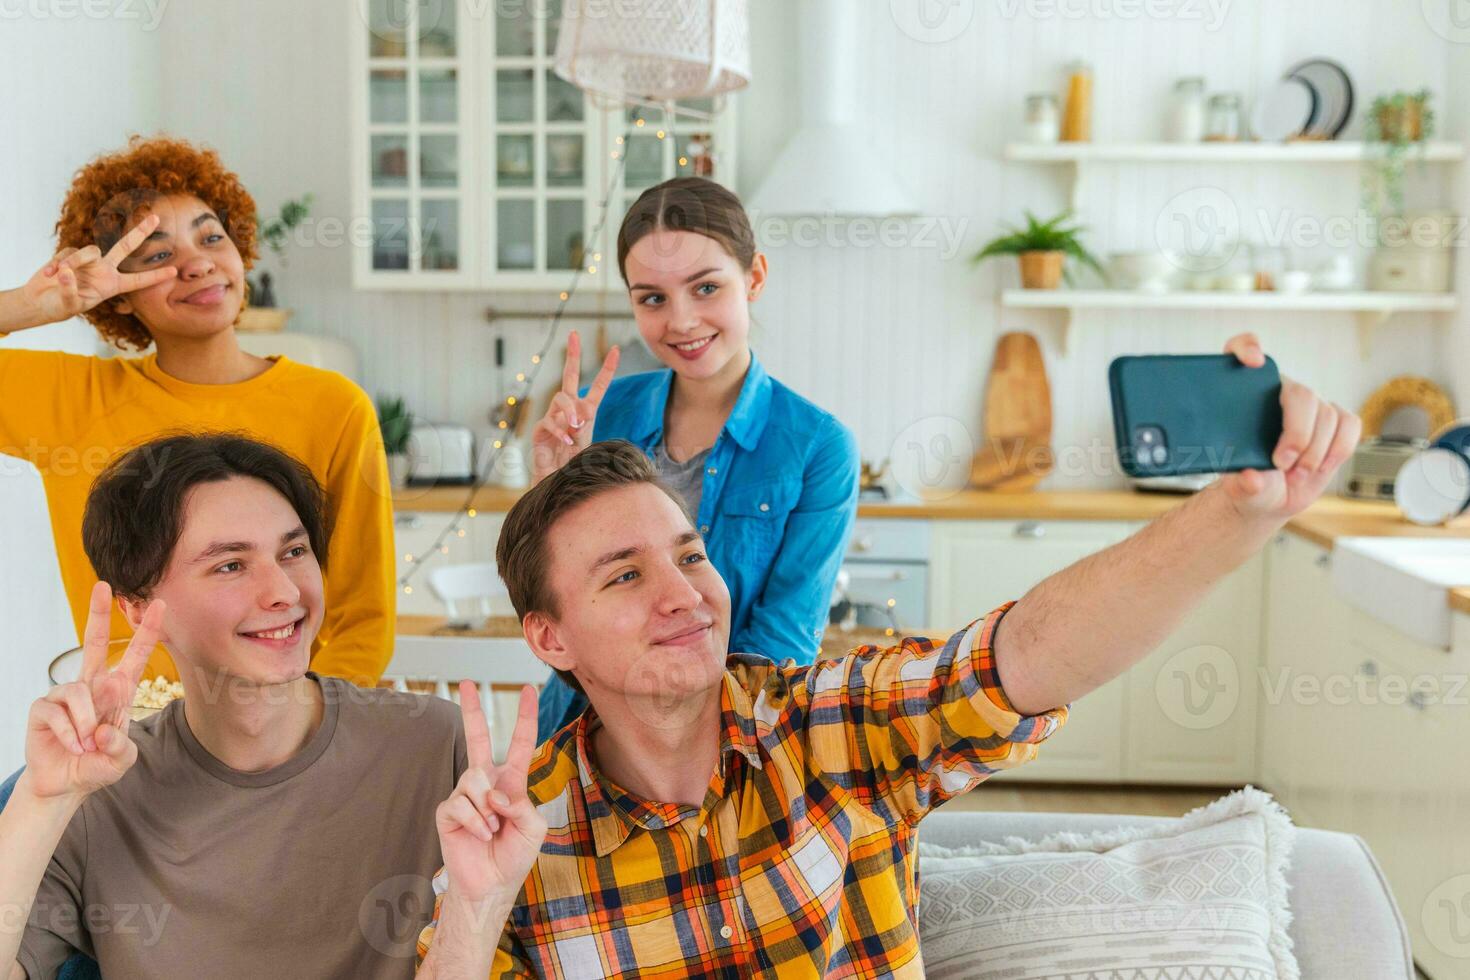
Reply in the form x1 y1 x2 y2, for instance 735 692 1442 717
487 1 594 285
618 99 736 218
356 1 738 290
361 0 471 282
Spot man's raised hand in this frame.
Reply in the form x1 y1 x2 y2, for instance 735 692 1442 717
24 582 165 800
435 682 547 904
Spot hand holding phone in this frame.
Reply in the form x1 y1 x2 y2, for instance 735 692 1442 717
1109 333 1362 523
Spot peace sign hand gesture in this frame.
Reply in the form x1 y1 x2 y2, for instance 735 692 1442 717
24 582 166 801
15 214 178 330
436 683 547 905
530 329 619 484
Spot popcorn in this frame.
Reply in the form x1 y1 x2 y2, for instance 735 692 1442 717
131 675 185 717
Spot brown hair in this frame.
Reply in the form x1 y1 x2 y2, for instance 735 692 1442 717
616 177 756 285
82 432 329 602
55 135 260 351
496 440 690 694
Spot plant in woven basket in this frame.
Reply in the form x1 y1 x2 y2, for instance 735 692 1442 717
1362 90 1434 234
971 210 1106 289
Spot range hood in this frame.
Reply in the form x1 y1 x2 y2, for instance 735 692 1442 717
747 0 917 218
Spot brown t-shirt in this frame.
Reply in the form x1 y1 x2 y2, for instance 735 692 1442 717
19 674 467 980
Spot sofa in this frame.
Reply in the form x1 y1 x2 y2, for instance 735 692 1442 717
920 809 1416 979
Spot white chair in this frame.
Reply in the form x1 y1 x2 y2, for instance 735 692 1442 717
385 631 551 760
394 564 544 754
426 562 509 630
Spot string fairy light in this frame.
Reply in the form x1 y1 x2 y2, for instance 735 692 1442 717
396 106 685 595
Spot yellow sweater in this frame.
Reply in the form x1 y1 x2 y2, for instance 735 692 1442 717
0 349 396 685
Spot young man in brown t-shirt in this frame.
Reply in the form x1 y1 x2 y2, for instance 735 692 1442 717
0 433 509 979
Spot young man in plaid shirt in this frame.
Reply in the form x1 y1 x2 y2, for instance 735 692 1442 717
417 334 1359 978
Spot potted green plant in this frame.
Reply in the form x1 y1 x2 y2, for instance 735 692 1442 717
971 210 1106 289
1362 90 1434 228
377 395 414 489
240 193 314 333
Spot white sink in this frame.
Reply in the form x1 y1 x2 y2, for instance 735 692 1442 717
1331 537 1470 648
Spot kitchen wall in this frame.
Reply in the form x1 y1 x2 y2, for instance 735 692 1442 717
0 14 163 771
139 0 1466 492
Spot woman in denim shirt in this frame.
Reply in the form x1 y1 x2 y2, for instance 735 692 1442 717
530 177 859 741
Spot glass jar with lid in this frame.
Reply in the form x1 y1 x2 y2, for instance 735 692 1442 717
1023 93 1060 143
1204 93 1243 141
1166 77 1205 142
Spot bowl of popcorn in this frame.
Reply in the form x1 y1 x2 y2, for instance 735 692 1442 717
48 644 186 721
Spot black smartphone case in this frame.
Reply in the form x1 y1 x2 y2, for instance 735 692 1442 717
1108 354 1284 478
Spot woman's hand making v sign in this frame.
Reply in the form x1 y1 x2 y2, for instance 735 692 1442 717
0 213 178 334
529 329 620 484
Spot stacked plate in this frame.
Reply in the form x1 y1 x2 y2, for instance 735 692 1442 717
1251 58 1354 142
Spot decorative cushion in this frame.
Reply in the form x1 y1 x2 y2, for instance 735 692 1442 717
916 786 1300 979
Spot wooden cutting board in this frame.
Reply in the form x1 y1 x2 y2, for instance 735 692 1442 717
970 332 1054 492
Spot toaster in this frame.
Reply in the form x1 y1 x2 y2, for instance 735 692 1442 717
1343 435 1428 501
406 422 475 486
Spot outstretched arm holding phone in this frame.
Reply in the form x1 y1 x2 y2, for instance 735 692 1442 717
993 332 1362 717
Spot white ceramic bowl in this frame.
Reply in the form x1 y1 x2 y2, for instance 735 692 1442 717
1108 251 1175 290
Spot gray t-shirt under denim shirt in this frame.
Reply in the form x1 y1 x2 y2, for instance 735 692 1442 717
654 439 712 519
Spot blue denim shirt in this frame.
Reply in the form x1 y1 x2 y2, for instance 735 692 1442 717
536 352 859 740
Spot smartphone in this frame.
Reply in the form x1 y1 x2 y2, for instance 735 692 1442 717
1108 354 1283 478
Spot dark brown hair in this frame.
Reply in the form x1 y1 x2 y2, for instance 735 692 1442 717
82 432 329 601
496 440 689 694
616 177 756 285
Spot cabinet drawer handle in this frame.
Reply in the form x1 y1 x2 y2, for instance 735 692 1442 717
1408 690 1431 711
1358 659 1378 677
396 514 425 530
1014 521 1045 539
1313 553 1330 569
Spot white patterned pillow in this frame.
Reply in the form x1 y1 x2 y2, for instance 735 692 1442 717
916 786 1299 979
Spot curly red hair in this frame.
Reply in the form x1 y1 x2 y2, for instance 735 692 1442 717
55 135 258 351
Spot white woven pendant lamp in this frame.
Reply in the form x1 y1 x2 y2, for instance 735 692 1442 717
552 0 751 114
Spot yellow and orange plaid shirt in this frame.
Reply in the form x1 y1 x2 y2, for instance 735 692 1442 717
416 601 1069 977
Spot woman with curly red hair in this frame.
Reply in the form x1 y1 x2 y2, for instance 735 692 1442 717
0 135 396 689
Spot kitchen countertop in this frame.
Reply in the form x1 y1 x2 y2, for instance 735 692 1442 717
397 614 938 650
394 488 1470 613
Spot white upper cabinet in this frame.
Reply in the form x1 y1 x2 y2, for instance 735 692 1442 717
351 0 739 291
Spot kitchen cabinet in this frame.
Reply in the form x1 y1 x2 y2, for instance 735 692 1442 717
1122 550 1263 783
351 0 738 290
930 519 1134 784
1259 535 1470 980
393 509 508 616
931 517 1266 786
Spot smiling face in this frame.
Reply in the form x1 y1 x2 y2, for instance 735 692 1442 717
121 476 324 688
624 229 767 384
525 482 731 711
111 193 248 344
